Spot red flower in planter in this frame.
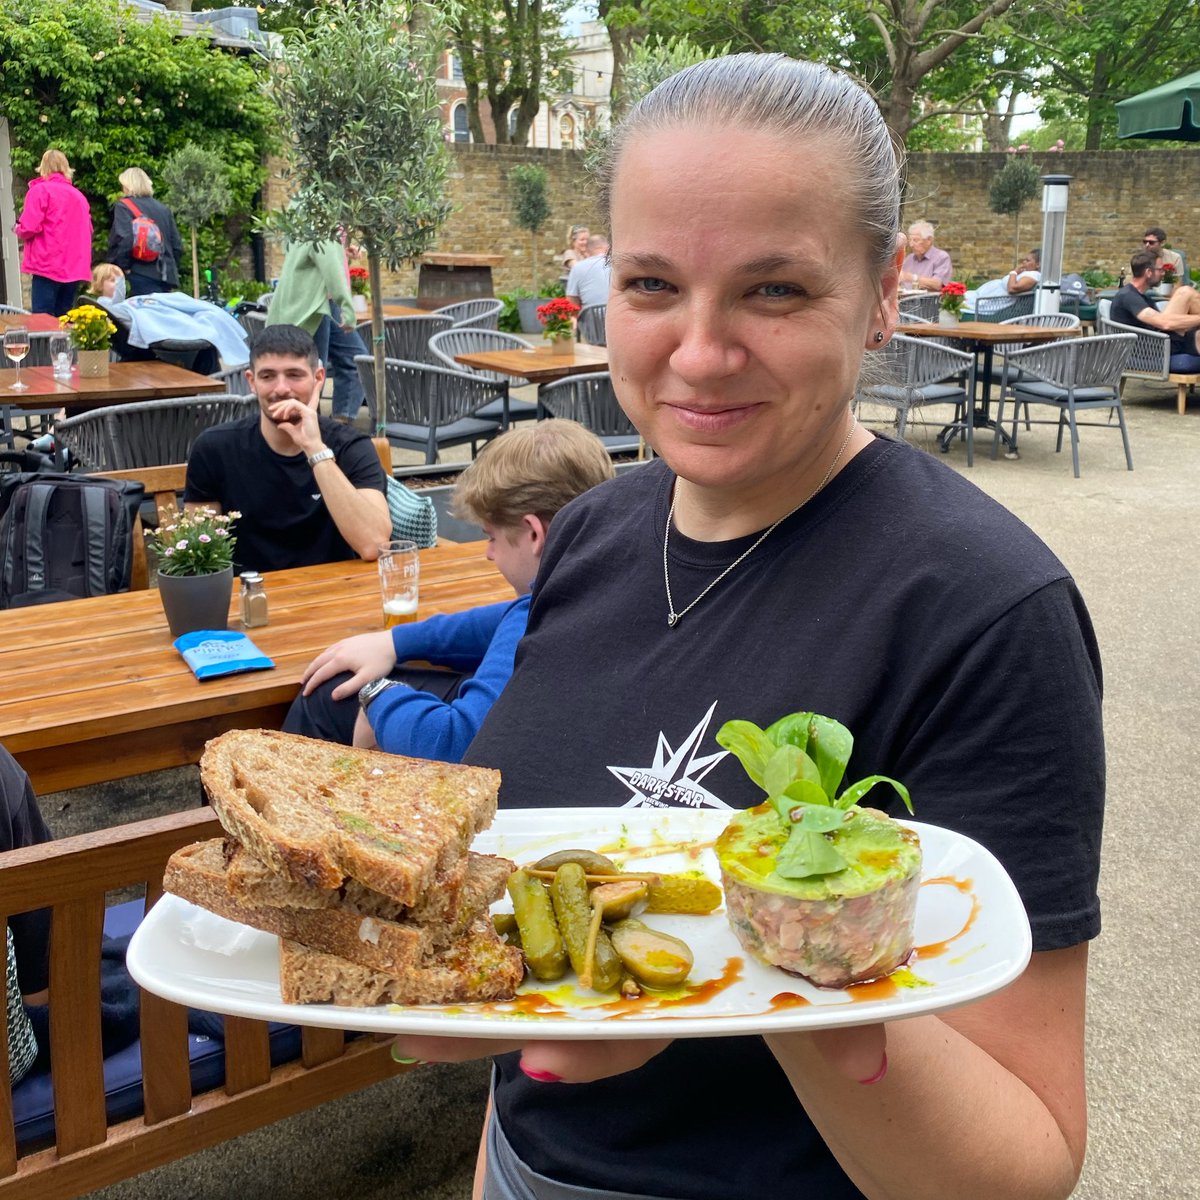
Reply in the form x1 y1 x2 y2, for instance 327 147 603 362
537 297 581 338
349 266 370 296
940 281 967 315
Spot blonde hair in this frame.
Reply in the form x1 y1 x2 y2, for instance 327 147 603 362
89 263 125 296
451 420 614 530
118 167 154 197
38 149 73 180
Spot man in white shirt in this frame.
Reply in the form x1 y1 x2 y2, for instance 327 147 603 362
965 248 1041 310
565 234 611 308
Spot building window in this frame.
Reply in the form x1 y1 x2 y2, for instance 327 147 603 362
508 109 523 143
559 114 576 150
452 104 470 143
451 54 464 82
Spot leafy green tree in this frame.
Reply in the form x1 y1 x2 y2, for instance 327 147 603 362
508 165 552 292
266 0 451 423
0 0 275 273
451 0 573 145
988 151 1041 259
161 144 232 298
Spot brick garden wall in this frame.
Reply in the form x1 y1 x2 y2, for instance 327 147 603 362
263 144 1200 295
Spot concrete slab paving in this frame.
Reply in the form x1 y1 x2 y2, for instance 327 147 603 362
44 379 1199 1199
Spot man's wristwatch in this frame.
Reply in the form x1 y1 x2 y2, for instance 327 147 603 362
358 677 401 711
307 448 335 467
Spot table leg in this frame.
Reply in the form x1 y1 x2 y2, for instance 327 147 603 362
937 341 1017 462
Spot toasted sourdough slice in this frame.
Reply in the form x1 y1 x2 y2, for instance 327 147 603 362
165 839 513 974
278 919 525 1007
201 729 500 904
225 842 512 933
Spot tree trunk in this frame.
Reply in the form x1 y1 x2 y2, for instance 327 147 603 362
368 254 386 435
1085 53 1109 150
530 232 539 294
191 226 200 299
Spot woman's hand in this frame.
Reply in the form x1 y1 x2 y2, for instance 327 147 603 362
389 1035 673 1085
301 630 398 700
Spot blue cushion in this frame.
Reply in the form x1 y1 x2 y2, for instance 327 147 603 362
383 417 499 446
12 899 304 1151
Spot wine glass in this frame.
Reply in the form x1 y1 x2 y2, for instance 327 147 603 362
4 325 31 391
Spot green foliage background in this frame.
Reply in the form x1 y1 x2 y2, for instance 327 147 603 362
0 0 276 277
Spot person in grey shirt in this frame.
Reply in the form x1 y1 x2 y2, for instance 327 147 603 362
565 233 611 307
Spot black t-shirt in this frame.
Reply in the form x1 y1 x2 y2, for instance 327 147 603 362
1109 283 1194 355
184 415 387 573
465 436 1105 1200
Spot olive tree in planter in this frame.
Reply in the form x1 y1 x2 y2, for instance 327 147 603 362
989 151 1041 263
161 145 232 299
267 0 451 426
509 164 552 333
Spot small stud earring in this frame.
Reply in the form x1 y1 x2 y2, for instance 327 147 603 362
874 331 885 344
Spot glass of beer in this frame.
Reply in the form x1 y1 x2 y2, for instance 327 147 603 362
378 539 419 627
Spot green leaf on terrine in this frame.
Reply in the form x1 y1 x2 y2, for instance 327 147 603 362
716 803 921 900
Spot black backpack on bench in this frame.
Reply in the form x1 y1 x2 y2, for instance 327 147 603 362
0 471 145 608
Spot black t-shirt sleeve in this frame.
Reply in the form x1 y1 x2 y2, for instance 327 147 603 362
1109 287 1152 328
0 748 54 992
335 433 388 493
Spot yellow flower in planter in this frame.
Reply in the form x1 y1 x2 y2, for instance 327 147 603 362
60 304 117 352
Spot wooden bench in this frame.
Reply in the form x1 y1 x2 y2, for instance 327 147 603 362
1167 373 1199 415
0 808 403 1199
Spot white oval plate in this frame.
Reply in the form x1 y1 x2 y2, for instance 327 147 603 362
128 807 1032 1039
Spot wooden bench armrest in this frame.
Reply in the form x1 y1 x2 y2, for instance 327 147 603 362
91 465 189 591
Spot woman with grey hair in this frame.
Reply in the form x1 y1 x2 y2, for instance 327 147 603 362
107 166 183 296
393 54 1102 1200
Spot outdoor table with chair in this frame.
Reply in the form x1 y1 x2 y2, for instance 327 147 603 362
451 342 609 386
0 544 512 795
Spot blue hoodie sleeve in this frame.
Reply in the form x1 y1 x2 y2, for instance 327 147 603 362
388 599 517 673
369 595 530 762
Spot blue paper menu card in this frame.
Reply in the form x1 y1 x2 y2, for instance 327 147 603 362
173 630 275 680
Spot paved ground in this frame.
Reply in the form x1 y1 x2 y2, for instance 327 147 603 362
39 378 1198 1199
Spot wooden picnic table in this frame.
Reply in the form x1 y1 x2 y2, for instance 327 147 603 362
1 361 222 411
0 312 60 334
0 543 512 794
454 343 609 386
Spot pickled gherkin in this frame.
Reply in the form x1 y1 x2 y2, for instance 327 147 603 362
507 869 567 981
532 848 619 876
550 863 622 992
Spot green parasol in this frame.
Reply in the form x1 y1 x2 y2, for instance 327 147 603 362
1116 70 1200 141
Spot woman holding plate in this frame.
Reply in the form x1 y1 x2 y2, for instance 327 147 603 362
394 54 1103 1200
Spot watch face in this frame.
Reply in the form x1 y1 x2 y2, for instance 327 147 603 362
359 678 390 708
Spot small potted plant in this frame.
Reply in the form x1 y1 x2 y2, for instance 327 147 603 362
150 507 240 638
939 281 967 326
1159 261 1177 296
349 266 371 313
60 304 116 377
537 297 581 353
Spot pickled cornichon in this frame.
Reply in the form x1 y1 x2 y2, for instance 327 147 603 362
506 869 567 981
550 863 622 992
532 848 620 876
609 918 695 988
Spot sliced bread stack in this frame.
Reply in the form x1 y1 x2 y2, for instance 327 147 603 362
164 729 524 1007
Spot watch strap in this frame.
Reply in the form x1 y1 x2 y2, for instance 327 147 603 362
307 447 335 467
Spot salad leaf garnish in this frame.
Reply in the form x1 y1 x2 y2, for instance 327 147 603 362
717 712 913 880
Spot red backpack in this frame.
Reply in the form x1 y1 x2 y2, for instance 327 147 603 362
122 198 164 263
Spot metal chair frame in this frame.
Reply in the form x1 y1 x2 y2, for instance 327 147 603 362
993 333 1136 477
537 372 642 453
971 292 1037 322
576 304 607 346
434 299 504 330
984 313 1082 432
427 329 539 429
382 315 454 365
897 293 940 322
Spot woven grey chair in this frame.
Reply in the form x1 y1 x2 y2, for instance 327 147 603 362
54 393 257 471
537 372 642 453
993 333 1135 477
1098 315 1171 387
0 332 61 448
980 312 1082 430
427 329 539 428
576 304 607 346
434 299 504 330
354 355 502 464
382 315 453 364
210 360 252 395
897 293 940 322
854 333 975 458
0 304 30 315
971 292 1037 322
238 308 268 342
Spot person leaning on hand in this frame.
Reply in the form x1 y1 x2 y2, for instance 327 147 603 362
899 219 952 292
384 54 1103 1200
183 324 390 573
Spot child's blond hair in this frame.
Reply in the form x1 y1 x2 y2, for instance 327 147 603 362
89 263 124 297
451 420 613 530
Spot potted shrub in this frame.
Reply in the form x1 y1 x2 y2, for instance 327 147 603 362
60 304 116 377
150 506 239 637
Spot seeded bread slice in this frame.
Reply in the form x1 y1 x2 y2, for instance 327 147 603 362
278 919 525 1007
200 729 500 905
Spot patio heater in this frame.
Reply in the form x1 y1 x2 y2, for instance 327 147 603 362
1035 174 1071 315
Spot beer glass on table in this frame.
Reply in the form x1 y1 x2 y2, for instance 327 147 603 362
3 326 31 391
378 539 419 627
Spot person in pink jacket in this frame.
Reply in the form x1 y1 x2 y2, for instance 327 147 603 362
13 149 93 316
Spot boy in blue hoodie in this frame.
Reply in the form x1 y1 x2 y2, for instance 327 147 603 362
284 420 613 761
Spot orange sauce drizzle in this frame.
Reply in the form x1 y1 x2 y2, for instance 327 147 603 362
768 991 812 1012
915 875 980 959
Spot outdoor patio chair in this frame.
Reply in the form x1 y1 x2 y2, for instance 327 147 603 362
0 303 31 315
992 332 1135 477
211 360 252 395
537 372 642 453
427 328 539 428
382 314 453 365
434 298 504 330
576 303 607 346
970 292 1037 322
54 393 257 472
897 293 940 322
980 312 1082 430
853 333 973 452
353 355 502 464
237 307 268 341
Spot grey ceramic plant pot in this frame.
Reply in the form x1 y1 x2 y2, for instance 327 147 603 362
157 566 233 639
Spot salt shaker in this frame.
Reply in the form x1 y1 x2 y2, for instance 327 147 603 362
239 571 269 628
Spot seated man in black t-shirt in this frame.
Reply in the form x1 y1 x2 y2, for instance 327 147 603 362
184 324 391 574
1109 250 1200 373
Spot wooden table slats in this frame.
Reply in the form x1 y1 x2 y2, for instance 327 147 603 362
453 344 609 385
0 361 223 410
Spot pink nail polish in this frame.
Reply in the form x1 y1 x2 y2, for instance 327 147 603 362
519 1063 562 1083
858 1052 888 1086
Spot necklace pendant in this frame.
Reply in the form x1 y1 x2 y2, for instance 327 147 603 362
667 612 678 627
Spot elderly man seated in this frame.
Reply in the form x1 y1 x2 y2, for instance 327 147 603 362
964 249 1040 312
899 220 952 292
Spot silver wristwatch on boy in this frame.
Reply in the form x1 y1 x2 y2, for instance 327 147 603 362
358 677 400 711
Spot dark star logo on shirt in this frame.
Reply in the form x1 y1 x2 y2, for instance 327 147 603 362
607 702 731 810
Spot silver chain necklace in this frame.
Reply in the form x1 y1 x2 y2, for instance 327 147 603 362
663 419 857 628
